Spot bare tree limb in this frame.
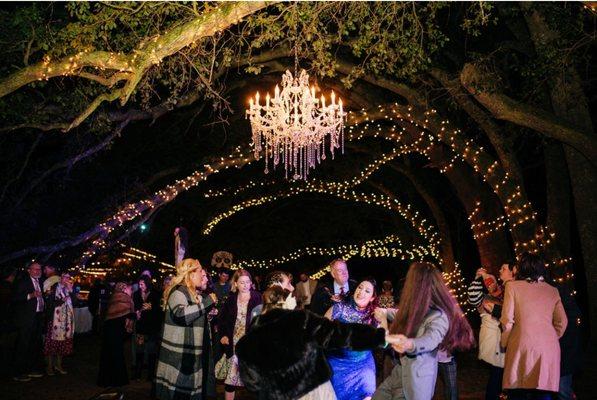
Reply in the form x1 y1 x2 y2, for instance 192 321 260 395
460 63 597 162
430 67 526 187
0 1 280 131
335 60 427 107
0 132 42 205
11 119 129 211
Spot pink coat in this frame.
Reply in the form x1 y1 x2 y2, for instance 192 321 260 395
500 280 568 392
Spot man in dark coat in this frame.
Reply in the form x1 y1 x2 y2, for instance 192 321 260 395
310 259 357 316
11 262 45 381
0 267 18 377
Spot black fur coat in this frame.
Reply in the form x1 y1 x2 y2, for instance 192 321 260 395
235 308 385 400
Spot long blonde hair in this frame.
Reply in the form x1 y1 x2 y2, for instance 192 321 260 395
162 258 202 309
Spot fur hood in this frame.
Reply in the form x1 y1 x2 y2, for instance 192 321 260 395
236 308 385 400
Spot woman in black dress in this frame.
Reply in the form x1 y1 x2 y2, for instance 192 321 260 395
97 282 135 387
132 275 162 381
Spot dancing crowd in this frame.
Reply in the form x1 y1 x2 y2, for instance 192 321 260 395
0 252 582 400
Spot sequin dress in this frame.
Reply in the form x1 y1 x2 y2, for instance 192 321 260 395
327 301 378 400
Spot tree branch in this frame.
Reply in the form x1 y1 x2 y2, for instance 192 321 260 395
460 63 597 162
430 67 526 187
0 1 280 131
335 59 427 107
0 51 132 98
0 133 42 205
10 119 129 211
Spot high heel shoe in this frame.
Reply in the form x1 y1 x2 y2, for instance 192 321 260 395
54 366 67 375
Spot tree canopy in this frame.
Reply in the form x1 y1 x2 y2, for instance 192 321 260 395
0 1 595 327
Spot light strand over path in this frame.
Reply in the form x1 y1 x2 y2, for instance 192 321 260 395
346 103 546 255
230 234 431 271
76 146 257 269
203 185 442 260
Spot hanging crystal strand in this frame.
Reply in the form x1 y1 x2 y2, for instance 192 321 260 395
303 145 307 179
291 138 295 180
304 143 308 174
294 140 299 180
285 137 290 180
304 145 308 180
264 137 269 174
298 147 305 178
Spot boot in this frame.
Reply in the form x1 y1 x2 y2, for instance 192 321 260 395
54 356 67 375
133 353 144 380
46 356 54 376
147 354 157 382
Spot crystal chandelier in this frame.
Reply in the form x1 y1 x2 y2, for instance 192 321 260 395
246 69 346 180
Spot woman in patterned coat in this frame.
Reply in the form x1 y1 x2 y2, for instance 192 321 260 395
155 259 217 400
43 271 75 375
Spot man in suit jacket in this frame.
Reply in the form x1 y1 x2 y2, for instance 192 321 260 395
310 259 357 315
11 262 45 381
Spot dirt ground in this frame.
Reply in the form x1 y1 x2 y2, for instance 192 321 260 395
1 332 594 400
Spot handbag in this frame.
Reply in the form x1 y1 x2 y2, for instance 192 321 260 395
135 334 145 346
215 355 230 380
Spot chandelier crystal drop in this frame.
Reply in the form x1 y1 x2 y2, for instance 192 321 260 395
246 69 346 180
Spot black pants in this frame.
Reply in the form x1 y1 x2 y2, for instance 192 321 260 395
14 312 44 375
438 358 458 400
486 365 504 400
0 328 18 377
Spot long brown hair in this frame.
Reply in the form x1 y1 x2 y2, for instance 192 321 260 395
390 262 474 352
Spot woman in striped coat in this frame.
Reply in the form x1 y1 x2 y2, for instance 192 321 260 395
155 259 217 400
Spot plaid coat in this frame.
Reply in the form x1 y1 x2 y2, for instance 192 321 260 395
155 285 216 400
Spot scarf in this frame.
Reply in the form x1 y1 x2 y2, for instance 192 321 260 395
50 283 74 341
106 291 134 321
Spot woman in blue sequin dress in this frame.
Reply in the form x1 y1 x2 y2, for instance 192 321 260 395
325 278 380 400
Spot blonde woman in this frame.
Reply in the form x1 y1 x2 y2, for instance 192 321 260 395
155 259 218 400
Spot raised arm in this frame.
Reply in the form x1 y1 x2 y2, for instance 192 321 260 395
500 282 515 348
307 310 385 351
168 289 215 326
